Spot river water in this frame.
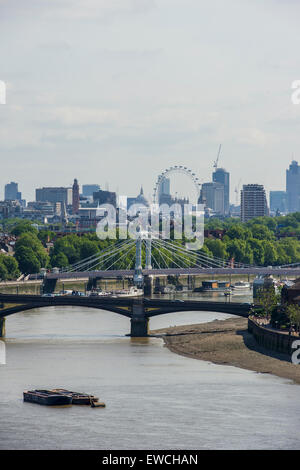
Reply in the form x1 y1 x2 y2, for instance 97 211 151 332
0 292 300 450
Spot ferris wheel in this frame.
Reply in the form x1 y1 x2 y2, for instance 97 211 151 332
153 165 201 204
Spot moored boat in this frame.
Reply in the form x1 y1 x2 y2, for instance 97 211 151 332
113 287 143 297
194 280 231 292
23 390 72 406
231 281 251 291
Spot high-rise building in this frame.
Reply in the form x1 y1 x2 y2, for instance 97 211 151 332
82 184 100 197
36 187 72 206
158 177 171 205
286 160 300 213
72 178 80 214
270 191 288 214
240 184 269 222
160 177 170 196
212 168 230 214
5 182 20 201
200 182 224 215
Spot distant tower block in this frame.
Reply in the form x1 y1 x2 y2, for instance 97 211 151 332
72 178 80 214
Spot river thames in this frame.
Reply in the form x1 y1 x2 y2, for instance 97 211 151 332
0 297 300 449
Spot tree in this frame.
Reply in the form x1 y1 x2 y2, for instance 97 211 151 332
0 262 8 281
246 238 264 265
204 239 228 260
225 239 248 264
250 224 274 241
0 255 20 280
14 246 41 274
11 222 38 237
262 241 278 266
257 287 279 319
51 235 82 265
278 239 300 264
226 225 250 240
15 233 49 273
51 252 69 269
286 304 300 333
80 240 99 260
276 244 291 265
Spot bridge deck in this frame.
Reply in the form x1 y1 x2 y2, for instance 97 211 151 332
35 267 300 280
0 293 253 318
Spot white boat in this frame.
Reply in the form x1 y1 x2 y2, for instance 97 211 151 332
231 281 251 291
114 287 143 297
88 290 111 297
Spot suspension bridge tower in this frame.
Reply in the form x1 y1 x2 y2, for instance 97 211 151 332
133 231 152 289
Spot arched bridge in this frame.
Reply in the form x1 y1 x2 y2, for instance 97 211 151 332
0 293 253 337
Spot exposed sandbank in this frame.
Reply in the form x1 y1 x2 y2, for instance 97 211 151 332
152 317 300 385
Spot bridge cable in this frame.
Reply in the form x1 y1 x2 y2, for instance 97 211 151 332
82 239 135 272
67 239 133 272
151 240 192 269
63 239 129 272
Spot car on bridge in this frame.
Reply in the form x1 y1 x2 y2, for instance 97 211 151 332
71 291 86 297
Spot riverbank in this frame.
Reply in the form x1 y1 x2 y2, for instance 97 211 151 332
152 317 300 385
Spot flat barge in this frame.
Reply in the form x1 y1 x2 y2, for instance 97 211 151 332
23 390 72 406
51 389 104 406
23 389 105 407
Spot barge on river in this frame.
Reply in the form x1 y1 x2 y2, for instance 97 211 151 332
194 280 231 293
23 390 73 406
50 389 104 406
23 389 105 407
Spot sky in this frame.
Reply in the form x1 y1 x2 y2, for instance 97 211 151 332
1 0 300 204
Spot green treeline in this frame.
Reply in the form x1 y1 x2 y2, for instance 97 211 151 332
203 214 300 266
1 213 300 278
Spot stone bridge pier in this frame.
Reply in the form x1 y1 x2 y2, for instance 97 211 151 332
143 275 153 296
130 300 149 337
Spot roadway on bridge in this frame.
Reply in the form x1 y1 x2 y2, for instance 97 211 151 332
40 267 300 280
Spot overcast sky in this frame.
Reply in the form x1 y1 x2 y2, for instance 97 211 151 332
1 0 300 204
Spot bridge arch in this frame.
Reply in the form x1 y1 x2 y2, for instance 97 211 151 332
0 303 132 319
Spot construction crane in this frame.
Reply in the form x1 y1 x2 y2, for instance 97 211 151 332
213 144 222 170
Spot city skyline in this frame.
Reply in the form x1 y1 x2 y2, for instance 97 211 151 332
1 1 300 202
1 157 297 209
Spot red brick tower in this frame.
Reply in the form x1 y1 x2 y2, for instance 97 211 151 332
72 178 80 214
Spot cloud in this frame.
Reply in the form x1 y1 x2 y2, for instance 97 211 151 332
47 106 121 126
0 0 156 21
